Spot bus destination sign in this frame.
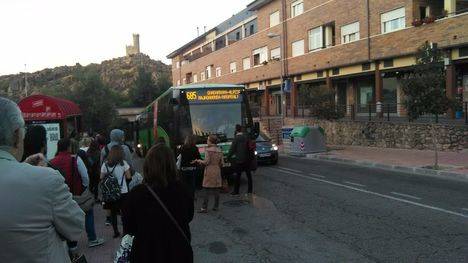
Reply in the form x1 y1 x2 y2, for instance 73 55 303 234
186 89 242 102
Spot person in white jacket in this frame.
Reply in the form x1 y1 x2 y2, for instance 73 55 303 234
0 97 85 263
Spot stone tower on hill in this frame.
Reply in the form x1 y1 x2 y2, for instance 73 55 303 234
126 34 140 56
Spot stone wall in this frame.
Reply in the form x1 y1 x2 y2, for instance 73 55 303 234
257 117 468 152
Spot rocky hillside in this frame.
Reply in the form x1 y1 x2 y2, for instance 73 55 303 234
0 53 172 102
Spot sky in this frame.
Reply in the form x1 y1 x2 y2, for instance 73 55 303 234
0 0 252 75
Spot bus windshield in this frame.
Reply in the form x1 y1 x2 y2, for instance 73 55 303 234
189 102 242 140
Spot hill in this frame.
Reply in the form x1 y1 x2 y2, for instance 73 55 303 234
0 53 172 106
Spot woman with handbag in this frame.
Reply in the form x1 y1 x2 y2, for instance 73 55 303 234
194 135 224 213
122 143 194 263
50 138 105 256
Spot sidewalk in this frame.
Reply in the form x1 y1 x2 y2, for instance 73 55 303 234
305 145 468 180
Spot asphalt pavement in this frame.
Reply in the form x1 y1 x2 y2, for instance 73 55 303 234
81 156 468 262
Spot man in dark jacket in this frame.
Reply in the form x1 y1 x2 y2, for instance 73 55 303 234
227 124 253 195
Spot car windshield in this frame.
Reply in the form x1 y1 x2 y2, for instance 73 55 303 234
256 134 270 142
188 103 242 140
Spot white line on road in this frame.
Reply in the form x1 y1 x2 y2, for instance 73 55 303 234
266 168 468 219
390 192 421 200
462 208 468 212
343 181 366 187
309 173 326 178
277 166 302 173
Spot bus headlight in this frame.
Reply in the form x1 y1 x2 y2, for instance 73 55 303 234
271 144 278 151
254 151 258 155
137 144 142 149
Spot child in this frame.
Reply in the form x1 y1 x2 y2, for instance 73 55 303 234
195 135 224 213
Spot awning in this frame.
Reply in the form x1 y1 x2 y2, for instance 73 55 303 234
18 94 82 121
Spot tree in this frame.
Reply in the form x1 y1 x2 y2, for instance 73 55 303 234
69 68 117 134
399 42 456 121
129 67 170 106
298 84 344 120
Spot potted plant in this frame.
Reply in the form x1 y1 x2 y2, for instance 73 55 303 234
423 16 436 24
412 19 423 27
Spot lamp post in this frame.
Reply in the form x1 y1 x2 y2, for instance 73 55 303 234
267 32 286 123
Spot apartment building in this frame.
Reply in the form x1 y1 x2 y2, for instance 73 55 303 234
167 0 468 118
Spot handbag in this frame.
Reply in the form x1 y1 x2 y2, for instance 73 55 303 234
71 156 95 212
114 234 134 263
144 184 191 245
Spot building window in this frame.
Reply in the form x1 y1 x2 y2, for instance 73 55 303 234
317 71 324 78
206 65 212 79
332 68 340 75
200 72 206 81
230 62 237 73
362 63 371 71
227 27 242 45
271 47 281 60
459 46 468 57
292 40 305 57
215 67 222 77
308 26 323 51
193 74 198 83
253 46 268 66
383 59 394 68
341 22 360 44
291 0 304 18
243 57 251 70
381 7 405 33
244 18 258 37
270 11 280 27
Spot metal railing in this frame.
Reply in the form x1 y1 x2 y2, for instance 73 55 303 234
266 102 468 125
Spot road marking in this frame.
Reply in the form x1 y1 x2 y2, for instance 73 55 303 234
390 192 421 200
343 181 366 187
462 208 468 212
277 166 302 173
266 168 468 219
309 173 325 178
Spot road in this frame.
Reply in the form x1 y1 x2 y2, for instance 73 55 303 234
81 156 468 262
191 156 468 263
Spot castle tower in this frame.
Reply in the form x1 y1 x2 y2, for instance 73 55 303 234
126 33 140 56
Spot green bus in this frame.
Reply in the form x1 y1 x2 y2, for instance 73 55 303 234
135 84 259 168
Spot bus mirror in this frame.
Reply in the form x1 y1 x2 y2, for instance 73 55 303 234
170 98 179 105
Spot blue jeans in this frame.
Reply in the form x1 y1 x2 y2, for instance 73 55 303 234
85 208 97 241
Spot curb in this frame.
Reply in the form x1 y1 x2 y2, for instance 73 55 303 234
304 154 468 183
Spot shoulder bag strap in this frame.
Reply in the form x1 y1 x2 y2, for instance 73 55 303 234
70 156 76 194
119 165 126 187
144 184 190 245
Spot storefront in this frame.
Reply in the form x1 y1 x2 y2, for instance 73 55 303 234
18 95 82 159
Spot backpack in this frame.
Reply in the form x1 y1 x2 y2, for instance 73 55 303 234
100 164 125 203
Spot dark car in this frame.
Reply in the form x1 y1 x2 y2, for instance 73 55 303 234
255 134 278 165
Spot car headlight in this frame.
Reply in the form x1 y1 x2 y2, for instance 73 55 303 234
271 144 278 151
137 143 142 148
254 151 258 155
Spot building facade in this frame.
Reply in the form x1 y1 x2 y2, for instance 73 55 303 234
167 0 468 119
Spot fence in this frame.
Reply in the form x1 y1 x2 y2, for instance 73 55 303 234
251 102 468 125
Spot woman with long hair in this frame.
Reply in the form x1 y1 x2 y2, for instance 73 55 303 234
123 144 194 263
100 145 132 238
179 135 201 198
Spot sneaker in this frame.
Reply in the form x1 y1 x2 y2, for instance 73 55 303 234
105 218 111 226
88 238 105 248
198 208 208 213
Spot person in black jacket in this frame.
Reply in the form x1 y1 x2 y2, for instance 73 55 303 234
227 124 253 195
123 144 194 263
179 135 201 198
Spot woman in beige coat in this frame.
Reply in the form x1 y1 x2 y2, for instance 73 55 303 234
195 135 224 213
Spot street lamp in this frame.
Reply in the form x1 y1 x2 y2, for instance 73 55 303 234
267 33 286 123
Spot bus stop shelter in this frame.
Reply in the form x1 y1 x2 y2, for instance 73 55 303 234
18 94 82 159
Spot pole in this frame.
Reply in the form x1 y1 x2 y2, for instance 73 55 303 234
280 34 285 125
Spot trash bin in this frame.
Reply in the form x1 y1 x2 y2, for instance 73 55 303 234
290 125 326 156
